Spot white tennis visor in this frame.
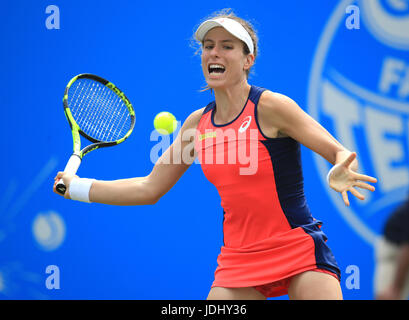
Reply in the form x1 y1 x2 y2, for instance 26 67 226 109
195 17 254 54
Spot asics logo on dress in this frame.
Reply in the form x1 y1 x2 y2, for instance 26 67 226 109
238 116 252 133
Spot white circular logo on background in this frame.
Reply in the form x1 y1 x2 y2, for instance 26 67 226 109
32 211 66 251
308 0 409 245
360 0 409 50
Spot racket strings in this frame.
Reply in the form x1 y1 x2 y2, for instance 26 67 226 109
68 79 132 142
70 79 130 141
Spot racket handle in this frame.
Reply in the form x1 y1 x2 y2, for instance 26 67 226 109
56 154 82 195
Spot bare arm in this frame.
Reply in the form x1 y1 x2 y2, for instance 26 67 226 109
258 91 377 205
53 107 204 205
259 91 349 165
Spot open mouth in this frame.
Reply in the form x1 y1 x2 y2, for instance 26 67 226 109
208 64 226 74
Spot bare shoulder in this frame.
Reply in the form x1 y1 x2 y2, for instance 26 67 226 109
182 107 206 131
258 90 299 116
257 91 303 138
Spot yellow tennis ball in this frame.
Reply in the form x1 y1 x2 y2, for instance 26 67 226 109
154 111 177 135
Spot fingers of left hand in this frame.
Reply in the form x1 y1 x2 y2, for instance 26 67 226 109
342 152 356 167
352 172 377 183
349 187 365 200
354 181 375 192
342 191 350 206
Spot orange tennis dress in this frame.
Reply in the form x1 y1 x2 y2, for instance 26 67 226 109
194 85 340 298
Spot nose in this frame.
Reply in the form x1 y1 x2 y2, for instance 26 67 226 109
209 45 220 58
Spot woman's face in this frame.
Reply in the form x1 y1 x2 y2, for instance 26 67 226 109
201 27 253 89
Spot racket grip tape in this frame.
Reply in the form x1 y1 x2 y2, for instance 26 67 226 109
56 154 82 195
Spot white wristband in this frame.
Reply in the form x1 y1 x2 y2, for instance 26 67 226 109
326 166 337 184
69 178 95 203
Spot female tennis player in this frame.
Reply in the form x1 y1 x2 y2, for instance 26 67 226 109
53 10 377 300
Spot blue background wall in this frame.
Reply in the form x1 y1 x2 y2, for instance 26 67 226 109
1 0 408 299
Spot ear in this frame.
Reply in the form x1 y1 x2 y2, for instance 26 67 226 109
243 53 255 71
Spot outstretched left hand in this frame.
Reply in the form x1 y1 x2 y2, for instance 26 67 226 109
328 152 377 206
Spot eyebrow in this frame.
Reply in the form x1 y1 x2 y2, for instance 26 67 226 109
203 39 235 43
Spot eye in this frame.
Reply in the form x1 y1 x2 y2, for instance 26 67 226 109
223 45 233 50
204 45 214 50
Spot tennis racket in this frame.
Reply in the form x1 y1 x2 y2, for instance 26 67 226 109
56 73 135 195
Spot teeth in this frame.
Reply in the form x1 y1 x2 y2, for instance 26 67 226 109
209 64 226 75
209 64 225 69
